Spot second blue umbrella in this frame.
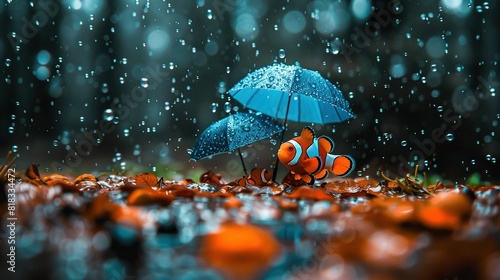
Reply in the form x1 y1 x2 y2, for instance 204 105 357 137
190 112 285 174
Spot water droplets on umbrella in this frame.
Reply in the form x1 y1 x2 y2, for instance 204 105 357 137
190 112 285 174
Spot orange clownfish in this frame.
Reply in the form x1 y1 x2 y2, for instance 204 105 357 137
235 168 272 187
277 126 355 184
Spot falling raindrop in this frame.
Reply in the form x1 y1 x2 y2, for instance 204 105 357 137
103 109 114 121
437 105 443 112
5 59 11 67
187 149 193 155
133 144 141 156
401 140 407 146
11 145 18 153
278 49 286 59
270 139 277 145
217 81 226 94
52 140 59 147
123 129 130 137
165 102 171 110
430 64 437 72
446 133 454 141
141 77 149 88
224 102 231 113
211 103 218 113
101 83 109 93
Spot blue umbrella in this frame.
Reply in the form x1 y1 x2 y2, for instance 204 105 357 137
190 112 285 174
228 63 354 124
228 63 354 180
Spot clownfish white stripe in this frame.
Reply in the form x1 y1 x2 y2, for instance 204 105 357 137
306 138 320 158
325 154 335 169
260 169 268 183
287 140 302 166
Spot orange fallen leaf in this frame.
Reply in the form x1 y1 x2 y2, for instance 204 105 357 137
200 170 225 186
135 173 158 188
110 205 151 228
25 163 41 180
199 223 281 279
418 205 461 230
286 187 335 201
42 174 79 192
86 194 116 222
74 173 97 184
224 196 242 209
429 191 472 220
127 188 173 206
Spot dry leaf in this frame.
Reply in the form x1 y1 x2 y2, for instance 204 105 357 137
286 187 335 201
26 163 41 180
135 173 158 188
127 188 174 206
74 173 97 184
199 223 281 279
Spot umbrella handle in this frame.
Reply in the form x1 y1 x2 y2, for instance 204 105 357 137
238 148 248 175
272 94 292 182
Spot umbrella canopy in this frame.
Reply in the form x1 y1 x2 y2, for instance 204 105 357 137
228 63 354 124
190 112 285 169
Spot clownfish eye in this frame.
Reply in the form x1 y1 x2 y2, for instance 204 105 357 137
287 146 294 151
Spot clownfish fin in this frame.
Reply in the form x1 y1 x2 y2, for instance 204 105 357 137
300 126 315 140
247 178 257 186
318 136 334 153
313 169 329 180
303 156 322 174
302 174 314 184
293 173 302 181
235 176 247 186
332 155 355 177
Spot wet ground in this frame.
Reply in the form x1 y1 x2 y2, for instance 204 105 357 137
2 162 500 280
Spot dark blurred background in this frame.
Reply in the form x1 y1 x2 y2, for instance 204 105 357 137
1 0 498 183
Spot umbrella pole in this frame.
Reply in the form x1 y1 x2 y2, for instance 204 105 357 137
238 148 248 174
272 94 292 182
